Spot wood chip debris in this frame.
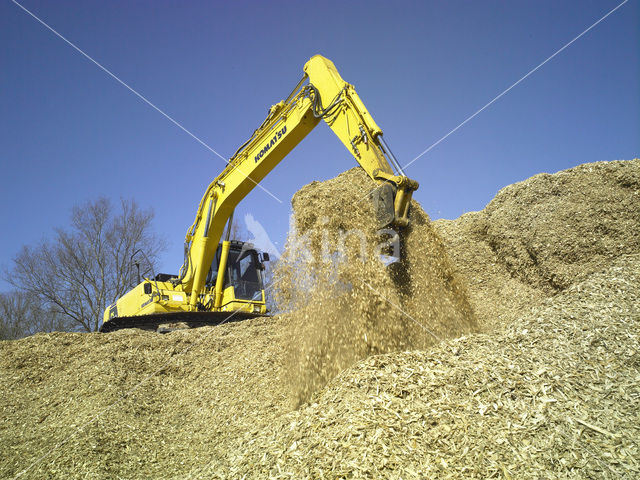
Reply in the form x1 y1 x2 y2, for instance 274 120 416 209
0 159 638 479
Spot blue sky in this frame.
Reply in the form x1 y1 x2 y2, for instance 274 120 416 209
1 0 638 290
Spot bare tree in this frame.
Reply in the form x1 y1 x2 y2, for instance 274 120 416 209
7 198 165 332
0 292 29 340
0 291 72 339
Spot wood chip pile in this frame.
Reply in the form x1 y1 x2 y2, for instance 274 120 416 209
434 159 640 328
221 254 639 479
0 317 292 479
0 159 637 479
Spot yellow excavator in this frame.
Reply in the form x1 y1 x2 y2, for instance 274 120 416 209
100 55 419 332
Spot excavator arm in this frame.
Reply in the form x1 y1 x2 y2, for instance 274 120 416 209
100 54 419 331
178 55 419 309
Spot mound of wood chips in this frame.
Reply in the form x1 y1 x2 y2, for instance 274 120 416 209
219 254 639 479
0 159 638 479
0 317 291 479
434 159 640 328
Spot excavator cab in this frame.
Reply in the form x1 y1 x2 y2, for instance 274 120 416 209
206 241 266 302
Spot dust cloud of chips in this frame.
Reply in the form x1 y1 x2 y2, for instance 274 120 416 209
0 159 638 479
273 168 476 405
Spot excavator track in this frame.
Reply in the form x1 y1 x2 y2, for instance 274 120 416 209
99 311 265 333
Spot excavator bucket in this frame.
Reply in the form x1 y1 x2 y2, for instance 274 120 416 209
370 182 396 229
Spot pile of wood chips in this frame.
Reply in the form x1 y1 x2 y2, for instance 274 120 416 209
0 159 637 479
222 254 639 479
434 159 640 329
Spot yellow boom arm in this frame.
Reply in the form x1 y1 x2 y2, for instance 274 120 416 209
178 55 418 308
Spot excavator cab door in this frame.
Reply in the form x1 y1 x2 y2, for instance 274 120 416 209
207 242 264 301
226 247 263 300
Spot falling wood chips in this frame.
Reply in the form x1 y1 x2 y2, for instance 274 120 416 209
0 159 638 479
274 167 476 407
